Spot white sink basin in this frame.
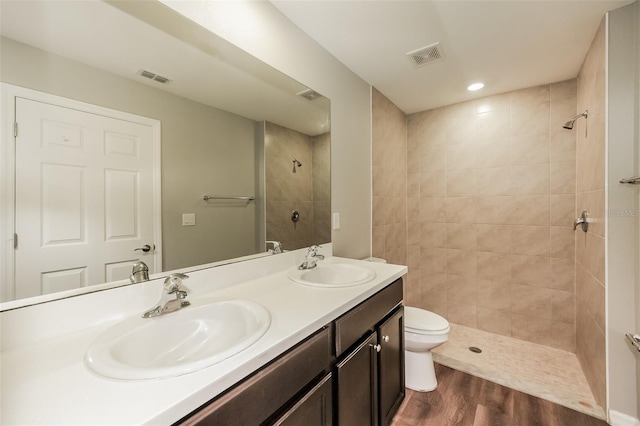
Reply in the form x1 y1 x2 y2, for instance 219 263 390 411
85 299 270 380
287 263 376 287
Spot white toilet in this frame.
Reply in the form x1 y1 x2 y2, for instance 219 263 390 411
404 306 450 392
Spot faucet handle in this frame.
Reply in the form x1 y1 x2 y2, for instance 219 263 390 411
308 245 321 254
163 273 189 293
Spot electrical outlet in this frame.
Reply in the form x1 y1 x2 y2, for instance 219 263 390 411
182 213 195 226
332 212 340 230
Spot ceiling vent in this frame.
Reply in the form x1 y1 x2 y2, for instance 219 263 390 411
297 88 324 101
137 69 172 84
407 43 445 67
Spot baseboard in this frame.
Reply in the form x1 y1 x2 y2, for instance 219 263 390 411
610 409 640 426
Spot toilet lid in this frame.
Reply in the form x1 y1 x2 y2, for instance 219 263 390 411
404 306 449 333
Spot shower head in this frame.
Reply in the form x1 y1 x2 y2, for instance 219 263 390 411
292 158 302 173
562 110 588 130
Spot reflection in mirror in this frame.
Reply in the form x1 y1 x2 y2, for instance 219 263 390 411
0 0 330 305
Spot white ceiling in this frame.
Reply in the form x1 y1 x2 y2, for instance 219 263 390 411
271 0 634 114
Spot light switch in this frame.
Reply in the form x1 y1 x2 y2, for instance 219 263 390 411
182 213 196 226
332 212 341 230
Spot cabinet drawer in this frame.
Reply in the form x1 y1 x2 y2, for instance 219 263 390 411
179 326 333 426
274 373 333 426
334 279 403 358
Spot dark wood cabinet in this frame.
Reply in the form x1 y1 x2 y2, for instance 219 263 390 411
336 333 378 426
274 373 333 426
177 278 404 426
377 308 405 426
334 279 404 426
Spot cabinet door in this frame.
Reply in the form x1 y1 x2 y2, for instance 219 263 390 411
336 333 378 426
274 373 333 426
377 307 405 426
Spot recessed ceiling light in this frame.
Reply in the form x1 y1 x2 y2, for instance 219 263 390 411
467 82 484 91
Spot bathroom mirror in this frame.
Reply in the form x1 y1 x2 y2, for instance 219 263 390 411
0 0 331 305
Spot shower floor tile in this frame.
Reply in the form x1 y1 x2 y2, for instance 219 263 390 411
432 323 605 420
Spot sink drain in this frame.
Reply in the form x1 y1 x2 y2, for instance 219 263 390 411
468 346 483 353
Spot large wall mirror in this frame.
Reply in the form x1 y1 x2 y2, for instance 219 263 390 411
0 0 331 305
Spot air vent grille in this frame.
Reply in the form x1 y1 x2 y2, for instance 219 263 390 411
137 69 172 84
297 88 324 101
407 43 445 67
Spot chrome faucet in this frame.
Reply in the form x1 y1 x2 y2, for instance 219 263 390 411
129 261 149 284
574 210 589 232
266 240 283 254
142 273 190 318
298 245 325 270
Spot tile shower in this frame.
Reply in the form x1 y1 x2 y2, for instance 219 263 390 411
372 17 607 415
265 122 331 251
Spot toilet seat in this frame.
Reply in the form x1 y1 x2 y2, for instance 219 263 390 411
404 306 449 335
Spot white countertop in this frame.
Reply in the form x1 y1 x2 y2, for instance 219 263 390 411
0 249 406 425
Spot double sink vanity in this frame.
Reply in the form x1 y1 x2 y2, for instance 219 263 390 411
0 245 407 425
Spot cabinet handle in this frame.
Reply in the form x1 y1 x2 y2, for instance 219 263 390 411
370 343 381 353
382 335 390 343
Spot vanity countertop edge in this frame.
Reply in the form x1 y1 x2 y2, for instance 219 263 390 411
0 252 407 425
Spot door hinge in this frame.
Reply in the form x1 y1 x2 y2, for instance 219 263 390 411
14 233 18 249
14 122 18 138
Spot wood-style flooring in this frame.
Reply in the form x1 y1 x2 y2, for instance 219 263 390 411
391 364 609 426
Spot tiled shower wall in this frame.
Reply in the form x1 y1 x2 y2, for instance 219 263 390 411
265 122 330 251
575 18 606 408
372 88 407 266
372 83 580 352
404 83 578 351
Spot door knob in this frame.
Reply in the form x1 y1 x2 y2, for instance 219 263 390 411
135 244 153 253
382 335 390 343
370 343 381 353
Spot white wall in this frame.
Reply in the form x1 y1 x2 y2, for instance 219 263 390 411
160 0 373 260
606 2 640 419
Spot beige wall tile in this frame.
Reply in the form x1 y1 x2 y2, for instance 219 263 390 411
511 134 550 166
550 322 576 352
476 196 513 225
476 137 510 168
510 164 550 195
447 302 478 328
445 197 477 223
550 226 575 259
550 258 576 292
550 162 576 194
511 255 551 287
511 313 552 346
507 195 550 226
447 274 477 305
447 249 477 278
476 167 511 196
477 279 512 310
550 79 577 100
420 197 446 222
447 170 476 197
551 289 576 324
511 101 550 137
446 223 477 250
476 224 512 253
395 80 584 353
421 170 446 197
420 222 446 248
478 307 512 336
550 194 576 227
476 108 509 140
476 252 512 282
511 226 551 256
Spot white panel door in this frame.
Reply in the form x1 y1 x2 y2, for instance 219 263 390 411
14 97 159 298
